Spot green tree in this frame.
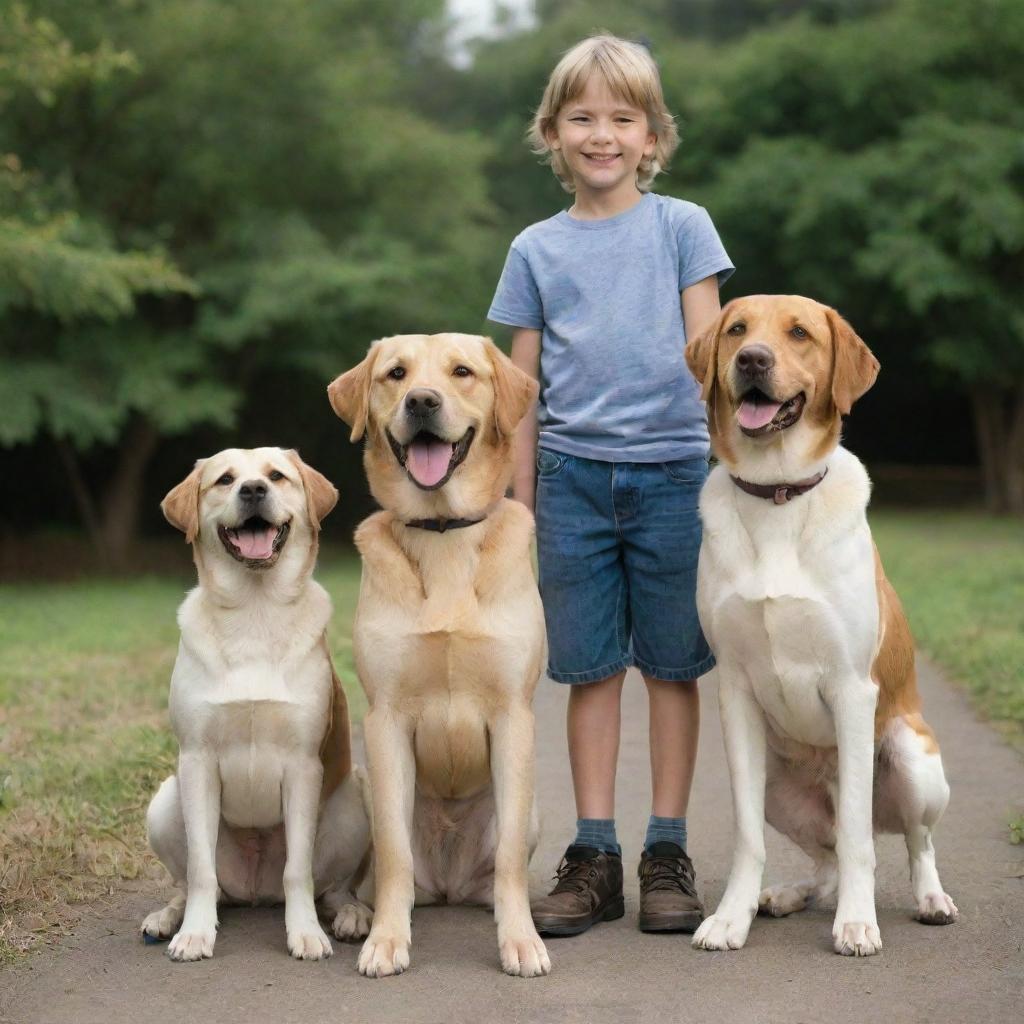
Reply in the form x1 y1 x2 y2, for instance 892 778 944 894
0 0 495 567
677 0 1024 512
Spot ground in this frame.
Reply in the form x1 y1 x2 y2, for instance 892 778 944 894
2 659 1021 1024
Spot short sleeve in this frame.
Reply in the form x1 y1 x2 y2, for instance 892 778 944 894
677 206 735 291
487 245 544 329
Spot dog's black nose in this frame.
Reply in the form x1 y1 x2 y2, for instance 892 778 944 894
239 480 267 503
405 388 442 416
736 344 775 376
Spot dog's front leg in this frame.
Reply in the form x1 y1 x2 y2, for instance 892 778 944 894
282 757 334 960
358 706 416 978
167 752 221 961
830 679 882 956
490 702 550 978
693 674 767 951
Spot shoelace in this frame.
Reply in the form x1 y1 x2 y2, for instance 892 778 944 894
640 855 697 896
550 857 599 896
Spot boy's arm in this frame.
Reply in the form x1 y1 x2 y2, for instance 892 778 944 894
681 274 722 342
509 327 541 513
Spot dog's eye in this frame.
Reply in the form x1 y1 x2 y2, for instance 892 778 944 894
216 473 234 486
790 326 808 340
268 470 284 482
387 366 406 381
453 365 472 378
727 323 746 336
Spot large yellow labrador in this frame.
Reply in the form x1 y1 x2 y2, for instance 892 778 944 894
328 333 551 978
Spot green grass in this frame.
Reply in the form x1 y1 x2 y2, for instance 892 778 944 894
0 551 363 962
871 509 1024 747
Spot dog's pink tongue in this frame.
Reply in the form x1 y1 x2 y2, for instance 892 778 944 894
737 398 783 430
234 527 277 559
407 438 454 487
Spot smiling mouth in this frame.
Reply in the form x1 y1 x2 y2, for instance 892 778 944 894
736 389 806 437
386 428 475 490
217 516 291 567
584 153 620 163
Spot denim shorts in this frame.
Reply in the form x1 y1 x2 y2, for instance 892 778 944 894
534 448 715 685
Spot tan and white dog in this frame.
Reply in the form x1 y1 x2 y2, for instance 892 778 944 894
142 448 372 962
328 333 551 978
684 296 958 957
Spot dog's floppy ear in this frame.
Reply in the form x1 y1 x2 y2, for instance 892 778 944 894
827 308 879 415
285 450 338 530
161 460 205 544
327 343 381 442
486 338 539 438
685 305 730 403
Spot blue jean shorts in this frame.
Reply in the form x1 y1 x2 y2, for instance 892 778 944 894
534 448 715 685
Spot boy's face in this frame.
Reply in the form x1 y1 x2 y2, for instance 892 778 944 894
547 73 656 200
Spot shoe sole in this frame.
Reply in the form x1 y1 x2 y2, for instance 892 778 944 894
638 910 704 934
534 897 625 937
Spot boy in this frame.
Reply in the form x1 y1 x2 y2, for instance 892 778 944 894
487 35 734 936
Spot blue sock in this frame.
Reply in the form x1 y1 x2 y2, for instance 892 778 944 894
574 818 621 856
644 815 687 852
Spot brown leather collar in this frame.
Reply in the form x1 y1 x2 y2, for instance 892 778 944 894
730 467 828 505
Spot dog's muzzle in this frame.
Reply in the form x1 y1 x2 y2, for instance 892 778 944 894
217 490 291 568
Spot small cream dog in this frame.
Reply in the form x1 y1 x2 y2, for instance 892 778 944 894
141 447 372 961
685 296 957 957
328 333 550 978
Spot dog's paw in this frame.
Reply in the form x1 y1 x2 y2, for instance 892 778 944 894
167 928 216 961
332 901 373 942
287 924 334 961
141 905 183 941
916 891 958 926
833 920 882 956
358 932 411 978
498 929 551 978
692 912 752 951
758 883 808 918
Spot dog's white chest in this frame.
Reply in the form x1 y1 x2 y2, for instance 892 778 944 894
171 653 328 829
699 474 878 748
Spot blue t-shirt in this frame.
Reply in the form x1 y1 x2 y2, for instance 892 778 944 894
488 192 734 462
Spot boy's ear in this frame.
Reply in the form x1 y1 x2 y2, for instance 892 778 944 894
161 460 205 544
826 308 879 415
327 343 381 442
486 339 539 439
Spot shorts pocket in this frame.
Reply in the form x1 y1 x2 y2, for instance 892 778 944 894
536 448 568 478
660 457 709 485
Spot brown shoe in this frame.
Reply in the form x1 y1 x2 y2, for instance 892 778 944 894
531 845 624 937
638 841 705 932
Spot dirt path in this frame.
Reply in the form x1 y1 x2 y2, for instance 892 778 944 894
3 659 1022 1024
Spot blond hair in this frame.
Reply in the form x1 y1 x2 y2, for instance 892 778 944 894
528 35 679 194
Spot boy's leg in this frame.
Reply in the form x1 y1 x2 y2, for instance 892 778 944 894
619 458 714 933
645 674 699 825
637 674 704 932
531 673 626 937
532 453 629 937
568 671 626 823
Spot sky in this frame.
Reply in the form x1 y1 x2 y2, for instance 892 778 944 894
446 0 536 66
